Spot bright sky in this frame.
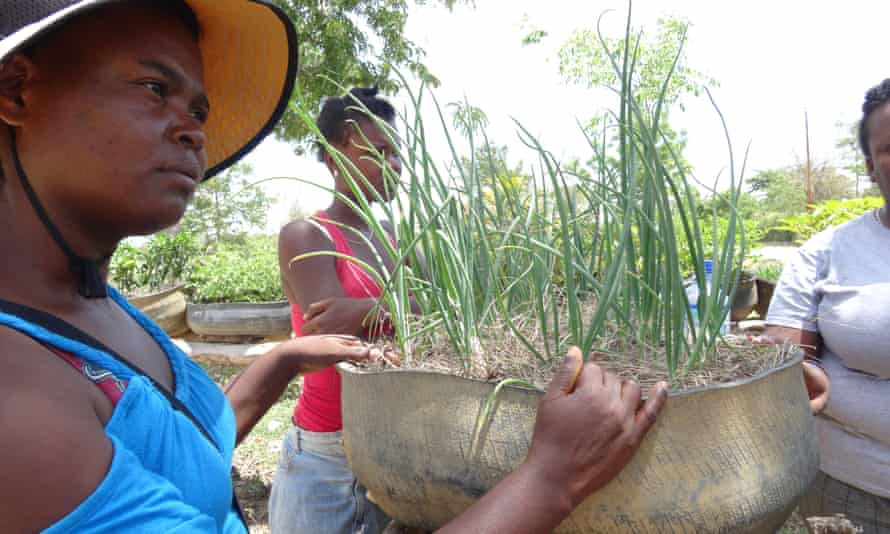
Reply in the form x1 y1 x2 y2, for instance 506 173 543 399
245 0 890 231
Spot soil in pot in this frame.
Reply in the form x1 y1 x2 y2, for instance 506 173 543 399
364 301 793 392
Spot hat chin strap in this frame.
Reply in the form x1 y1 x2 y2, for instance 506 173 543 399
9 128 108 298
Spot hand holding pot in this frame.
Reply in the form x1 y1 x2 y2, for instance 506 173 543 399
279 335 381 374
301 297 390 337
527 347 669 508
437 348 669 533
751 328 829 415
802 362 830 415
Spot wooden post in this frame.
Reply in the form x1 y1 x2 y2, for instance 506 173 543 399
805 111 815 210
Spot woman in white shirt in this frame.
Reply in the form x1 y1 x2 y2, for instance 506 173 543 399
767 78 890 533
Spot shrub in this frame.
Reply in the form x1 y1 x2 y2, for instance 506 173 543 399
775 196 883 244
109 232 200 295
186 236 285 303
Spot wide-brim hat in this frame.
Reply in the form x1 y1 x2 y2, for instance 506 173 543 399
0 0 297 179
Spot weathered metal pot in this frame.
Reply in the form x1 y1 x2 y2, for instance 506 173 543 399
731 276 758 322
128 285 188 337
755 279 777 319
338 352 818 533
186 301 291 338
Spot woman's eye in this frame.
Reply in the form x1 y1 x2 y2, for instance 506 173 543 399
191 108 209 123
142 81 166 97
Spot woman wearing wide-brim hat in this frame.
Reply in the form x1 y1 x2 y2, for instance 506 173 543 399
0 1 666 532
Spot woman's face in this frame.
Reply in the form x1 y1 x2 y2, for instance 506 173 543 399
335 118 402 202
866 102 890 206
0 3 208 239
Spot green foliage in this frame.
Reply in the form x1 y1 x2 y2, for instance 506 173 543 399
110 165 283 301
181 163 273 247
186 237 285 303
747 164 857 242
835 121 880 197
759 163 855 205
675 214 763 278
109 232 200 295
109 242 143 295
746 258 784 283
776 196 883 244
558 16 713 111
270 0 467 148
449 101 490 139
835 121 867 178
558 16 715 182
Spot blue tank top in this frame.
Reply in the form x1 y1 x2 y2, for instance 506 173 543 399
0 287 245 533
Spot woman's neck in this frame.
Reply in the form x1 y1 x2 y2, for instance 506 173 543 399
0 188 112 307
325 196 372 229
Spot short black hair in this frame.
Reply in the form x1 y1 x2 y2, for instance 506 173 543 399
315 87 396 162
858 79 890 159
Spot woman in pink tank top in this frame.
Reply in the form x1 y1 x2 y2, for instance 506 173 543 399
271 87 414 534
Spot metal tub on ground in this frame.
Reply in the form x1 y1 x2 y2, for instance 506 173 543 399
338 353 818 533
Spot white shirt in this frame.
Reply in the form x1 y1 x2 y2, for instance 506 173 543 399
768 210 890 498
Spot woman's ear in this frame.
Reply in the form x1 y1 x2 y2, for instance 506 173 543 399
866 157 876 182
0 54 35 127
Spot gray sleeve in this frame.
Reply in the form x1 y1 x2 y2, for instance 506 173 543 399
766 232 832 333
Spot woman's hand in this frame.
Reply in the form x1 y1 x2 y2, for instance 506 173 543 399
802 362 830 414
301 297 389 337
437 348 668 534
750 329 829 415
278 335 381 374
527 347 669 507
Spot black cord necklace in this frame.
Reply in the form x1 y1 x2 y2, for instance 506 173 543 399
9 128 108 298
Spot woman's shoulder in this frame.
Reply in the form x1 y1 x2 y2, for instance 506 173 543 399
279 217 337 255
0 326 115 532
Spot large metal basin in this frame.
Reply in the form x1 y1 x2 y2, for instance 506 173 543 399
338 353 818 533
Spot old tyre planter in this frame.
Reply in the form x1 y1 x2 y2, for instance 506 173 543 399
755 279 776 319
338 352 818 533
186 301 291 338
128 286 188 337
730 276 758 322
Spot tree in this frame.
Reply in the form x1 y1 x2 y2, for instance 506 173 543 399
559 16 713 114
271 0 467 148
448 100 490 139
747 163 857 241
750 163 854 208
557 16 716 178
835 121 879 197
181 163 274 247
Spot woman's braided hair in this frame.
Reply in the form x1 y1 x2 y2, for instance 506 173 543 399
315 87 395 162
858 79 890 159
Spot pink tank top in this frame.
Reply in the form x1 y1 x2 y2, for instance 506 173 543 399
293 212 388 432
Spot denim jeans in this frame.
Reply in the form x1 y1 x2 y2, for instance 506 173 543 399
269 425 389 534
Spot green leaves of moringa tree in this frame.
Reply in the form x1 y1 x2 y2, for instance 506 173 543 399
270 0 467 148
